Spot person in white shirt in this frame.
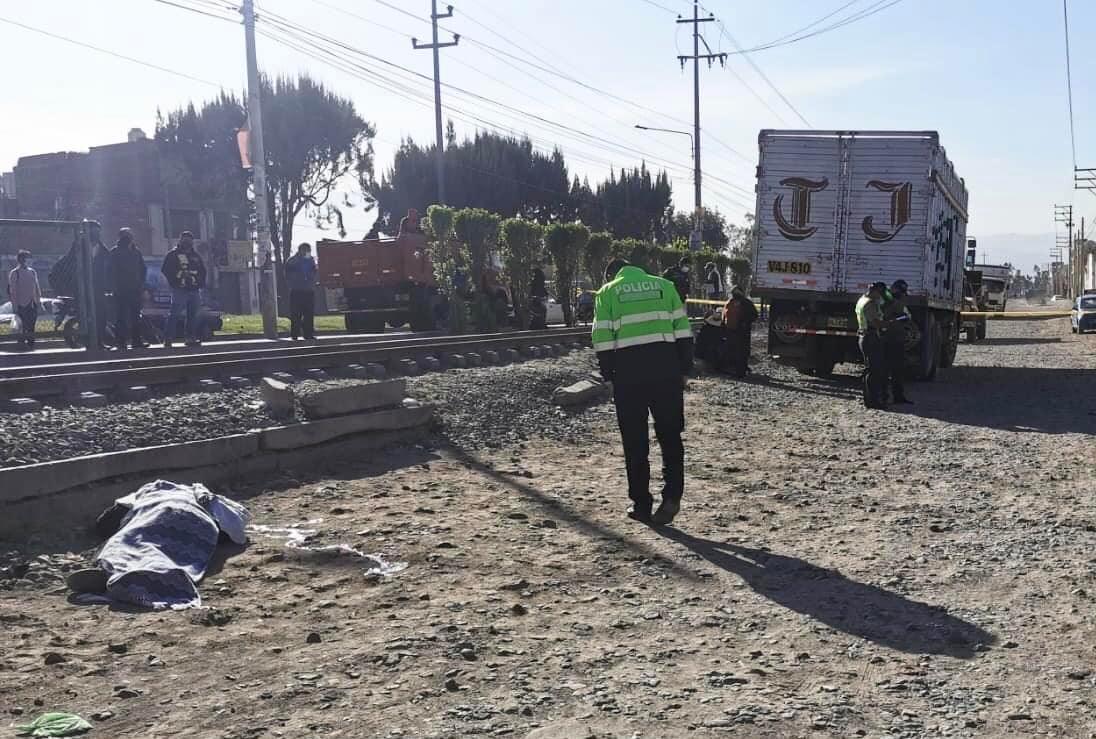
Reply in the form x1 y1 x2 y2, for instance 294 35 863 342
7 250 43 348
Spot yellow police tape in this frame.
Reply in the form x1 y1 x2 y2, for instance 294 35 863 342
684 299 1072 320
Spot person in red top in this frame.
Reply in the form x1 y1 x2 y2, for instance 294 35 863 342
722 286 758 377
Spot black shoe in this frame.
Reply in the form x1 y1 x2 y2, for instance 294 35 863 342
652 499 681 525
627 508 653 524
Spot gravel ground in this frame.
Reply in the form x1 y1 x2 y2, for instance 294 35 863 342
2 305 1096 738
0 350 608 468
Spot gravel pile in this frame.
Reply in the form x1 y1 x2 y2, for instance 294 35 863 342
409 349 613 450
0 390 278 468
0 351 613 468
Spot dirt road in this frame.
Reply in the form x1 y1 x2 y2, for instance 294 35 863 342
2 313 1095 738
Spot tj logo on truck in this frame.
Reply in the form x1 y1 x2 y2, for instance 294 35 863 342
772 177 914 243
773 177 829 241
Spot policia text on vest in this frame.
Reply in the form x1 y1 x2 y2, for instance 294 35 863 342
592 263 694 526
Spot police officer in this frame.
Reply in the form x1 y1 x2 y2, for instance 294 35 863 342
593 258 694 525
855 281 887 409
882 279 913 405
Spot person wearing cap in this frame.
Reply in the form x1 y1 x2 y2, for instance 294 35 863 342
882 279 913 404
855 282 888 409
285 242 318 340
722 285 759 378
161 231 207 348
592 258 693 526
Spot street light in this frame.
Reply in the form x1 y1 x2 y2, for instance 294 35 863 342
634 124 702 250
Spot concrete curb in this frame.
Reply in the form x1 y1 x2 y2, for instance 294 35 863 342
0 405 435 535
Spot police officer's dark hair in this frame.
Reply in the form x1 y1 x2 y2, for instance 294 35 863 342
605 258 629 281
891 279 908 294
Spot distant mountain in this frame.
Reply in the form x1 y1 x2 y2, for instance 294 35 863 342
973 233 1057 274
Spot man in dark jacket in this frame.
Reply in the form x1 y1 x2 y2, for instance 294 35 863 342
90 221 113 348
284 243 317 340
161 231 206 348
722 286 759 377
662 256 692 303
883 279 913 404
110 227 148 351
528 263 548 330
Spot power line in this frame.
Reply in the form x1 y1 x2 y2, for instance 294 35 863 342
723 0 904 55
0 14 223 87
1063 0 1077 169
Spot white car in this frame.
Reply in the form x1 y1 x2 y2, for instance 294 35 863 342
545 298 565 326
0 298 63 327
1071 295 1096 334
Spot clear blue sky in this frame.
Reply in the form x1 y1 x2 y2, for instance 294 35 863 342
2 0 1093 269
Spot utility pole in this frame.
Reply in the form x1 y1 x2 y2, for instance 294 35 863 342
677 0 725 249
1054 203 1073 297
413 2 459 205
242 0 278 338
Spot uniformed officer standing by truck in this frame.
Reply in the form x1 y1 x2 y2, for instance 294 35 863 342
882 279 913 405
592 259 694 525
855 282 888 409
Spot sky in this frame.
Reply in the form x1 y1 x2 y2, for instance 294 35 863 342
2 0 1094 272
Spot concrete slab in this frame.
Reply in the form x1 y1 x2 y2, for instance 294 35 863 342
464 352 483 367
398 359 422 376
271 371 296 384
118 386 151 402
552 379 610 407
259 405 434 451
482 350 499 365
261 377 296 419
342 364 369 379
298 378 407 419
304 369 329 381
420 356 441 372
446 354 467 369
366 363 387 380
540 344 557 357
225 376 253 388
5 397 42 414
504 348 521 363
522 345 541 359
72 391 108 408
554 343 568 355
194 379 224 393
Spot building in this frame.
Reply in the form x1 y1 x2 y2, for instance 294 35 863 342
9 128 241 257
2 129 259 312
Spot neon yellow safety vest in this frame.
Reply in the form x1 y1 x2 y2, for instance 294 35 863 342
855 294 882 332
591 266 692 352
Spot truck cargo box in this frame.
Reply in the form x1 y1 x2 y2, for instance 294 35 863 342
753 130 968 310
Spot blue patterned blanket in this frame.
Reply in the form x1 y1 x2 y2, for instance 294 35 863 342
95 480 250 610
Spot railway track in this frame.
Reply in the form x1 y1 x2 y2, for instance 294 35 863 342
0 327 592 402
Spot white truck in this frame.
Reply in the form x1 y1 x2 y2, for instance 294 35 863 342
973 263 1011 311
752 130 969 380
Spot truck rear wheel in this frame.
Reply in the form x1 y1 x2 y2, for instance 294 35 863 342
939 315 958 369
917 314 939 381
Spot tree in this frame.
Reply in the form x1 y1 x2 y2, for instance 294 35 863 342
425 204 468 334
262 74 375 283
545 223 589 326
667 208 731 250
612 238 657 273
500 218 544 329
598 164 672 241
452 208 500 289
584 231 613 287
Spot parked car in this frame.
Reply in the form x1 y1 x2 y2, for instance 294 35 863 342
0 298 63 327
1071 295 1096 334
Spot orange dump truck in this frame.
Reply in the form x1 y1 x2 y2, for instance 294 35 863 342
316 232 438 332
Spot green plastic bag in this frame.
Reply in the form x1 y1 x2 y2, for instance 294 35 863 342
14 712 92 737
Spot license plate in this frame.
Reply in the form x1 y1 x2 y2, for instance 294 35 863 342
826 317 849 329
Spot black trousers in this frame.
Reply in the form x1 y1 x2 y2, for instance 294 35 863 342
884 334 907 401
114 291 143 348
613 380 685 513
15 303 37 346
728 328 751 377
859 331 886 408
289 289 315 339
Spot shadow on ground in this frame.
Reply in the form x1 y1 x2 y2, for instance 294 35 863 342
659 529 995 658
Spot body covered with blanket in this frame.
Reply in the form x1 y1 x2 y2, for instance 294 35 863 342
88 480 250 609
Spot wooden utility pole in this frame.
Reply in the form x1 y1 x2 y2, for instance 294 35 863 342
413 2 459 205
